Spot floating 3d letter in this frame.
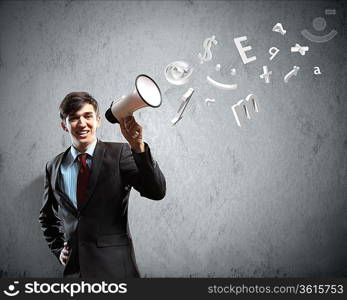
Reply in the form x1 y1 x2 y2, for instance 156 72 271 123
290 43 309 55
314 66 322 75
260 66 272 83
234 36 257 64
198 35 218 64
205 98 216 106
272 23 286 35
171 88 195 125
269 47 280 61
231 94 259 127
284 66 300 83
206 76 237 90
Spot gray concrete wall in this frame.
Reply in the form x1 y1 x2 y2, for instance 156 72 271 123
0 0 346 277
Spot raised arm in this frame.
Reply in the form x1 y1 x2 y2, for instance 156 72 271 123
119 142 166 200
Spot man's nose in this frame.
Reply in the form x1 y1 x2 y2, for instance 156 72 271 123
77 117 87 126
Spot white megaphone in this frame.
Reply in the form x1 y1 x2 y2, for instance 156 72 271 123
105 74 162 124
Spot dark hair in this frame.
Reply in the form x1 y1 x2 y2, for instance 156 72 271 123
59 92 99 121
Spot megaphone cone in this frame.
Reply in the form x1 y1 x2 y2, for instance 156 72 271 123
105 74 162 124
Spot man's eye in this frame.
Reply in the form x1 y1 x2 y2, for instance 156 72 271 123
86 115 93 119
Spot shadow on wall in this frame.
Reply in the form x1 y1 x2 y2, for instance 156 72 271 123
0 176 63 277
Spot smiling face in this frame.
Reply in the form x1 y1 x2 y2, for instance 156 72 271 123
61 103 100 152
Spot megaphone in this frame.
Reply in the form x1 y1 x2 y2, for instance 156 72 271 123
105 74 162 124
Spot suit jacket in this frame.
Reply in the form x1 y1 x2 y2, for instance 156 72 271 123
39 140 166 278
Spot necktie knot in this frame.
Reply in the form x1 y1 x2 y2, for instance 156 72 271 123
78 153 89 168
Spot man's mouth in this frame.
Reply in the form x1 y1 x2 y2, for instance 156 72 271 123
76 130 89 137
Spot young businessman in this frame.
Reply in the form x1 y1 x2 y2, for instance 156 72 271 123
39 92 166 278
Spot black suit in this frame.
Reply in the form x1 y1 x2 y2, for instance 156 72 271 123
39 140 166 278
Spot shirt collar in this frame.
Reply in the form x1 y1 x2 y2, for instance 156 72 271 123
68 139 98 166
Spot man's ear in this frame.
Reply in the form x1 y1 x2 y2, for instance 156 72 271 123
61 122 69 132
96 115 101 128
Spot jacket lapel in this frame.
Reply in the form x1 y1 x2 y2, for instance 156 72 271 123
79 140 105 211
52 147 79 215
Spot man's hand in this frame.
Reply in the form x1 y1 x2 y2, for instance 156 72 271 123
59 242 70 266
119 116 145 153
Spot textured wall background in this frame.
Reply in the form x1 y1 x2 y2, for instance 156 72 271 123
0 0 346 277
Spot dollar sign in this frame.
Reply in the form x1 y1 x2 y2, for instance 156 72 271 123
198 35 218 64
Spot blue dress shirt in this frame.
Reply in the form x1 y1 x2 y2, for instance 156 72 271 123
60 139 97 208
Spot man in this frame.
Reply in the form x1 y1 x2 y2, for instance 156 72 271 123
39 92 166 278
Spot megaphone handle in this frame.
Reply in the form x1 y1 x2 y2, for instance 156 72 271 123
122 113 140 138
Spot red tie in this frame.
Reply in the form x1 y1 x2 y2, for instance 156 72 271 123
77 153 90 210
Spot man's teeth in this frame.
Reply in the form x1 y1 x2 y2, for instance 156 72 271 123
78 131 88 135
